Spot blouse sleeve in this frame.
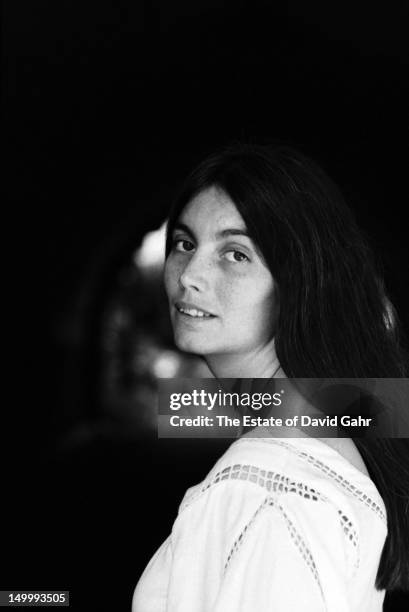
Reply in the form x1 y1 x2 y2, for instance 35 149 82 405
167 488 354 612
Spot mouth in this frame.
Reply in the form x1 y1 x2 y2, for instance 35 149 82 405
175 301 216 319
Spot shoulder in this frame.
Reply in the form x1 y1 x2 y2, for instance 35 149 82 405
179 437 385 519
320 437 370 478
167 437 387 611
177 437 295 515
176 437 387 562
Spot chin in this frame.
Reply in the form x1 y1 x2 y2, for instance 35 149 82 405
174 333 214 356
175 338 207 355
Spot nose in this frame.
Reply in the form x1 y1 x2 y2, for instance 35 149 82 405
179 251 210 292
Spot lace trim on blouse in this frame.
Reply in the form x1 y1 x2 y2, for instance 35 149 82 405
241 438 386 523
224 497 327 608
179 462 328 511
179 461 360 577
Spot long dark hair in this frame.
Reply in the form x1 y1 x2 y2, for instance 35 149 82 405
165 143 409 591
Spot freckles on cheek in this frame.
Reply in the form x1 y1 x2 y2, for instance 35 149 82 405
216 277 236 302
216 279 249 320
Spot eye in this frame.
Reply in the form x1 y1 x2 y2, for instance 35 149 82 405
173 238 195 252
224 250 249 263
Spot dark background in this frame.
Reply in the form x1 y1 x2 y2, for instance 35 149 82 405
4 1 409 610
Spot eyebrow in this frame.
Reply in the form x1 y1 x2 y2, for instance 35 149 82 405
173 222 250 241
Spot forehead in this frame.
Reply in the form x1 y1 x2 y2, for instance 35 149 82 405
178 186 246 233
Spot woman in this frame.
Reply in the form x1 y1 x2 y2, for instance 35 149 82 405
132 144 409 611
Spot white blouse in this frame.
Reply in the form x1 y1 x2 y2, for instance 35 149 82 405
132 436 387 611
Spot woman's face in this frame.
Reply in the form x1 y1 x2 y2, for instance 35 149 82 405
164 186 278 360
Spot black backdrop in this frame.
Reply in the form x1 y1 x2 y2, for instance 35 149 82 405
4 1 409 610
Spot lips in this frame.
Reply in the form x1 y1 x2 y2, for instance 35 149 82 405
175 300 216 318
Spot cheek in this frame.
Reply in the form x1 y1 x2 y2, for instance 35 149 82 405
214 276 240 309
219 275 275 327
257 284 278 336
257 277 276 313
164 258 180 296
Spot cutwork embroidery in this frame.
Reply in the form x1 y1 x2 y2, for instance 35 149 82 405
224 497 327 609
179 461 360 571
243 439 386 523
338 509 359 551
179 463 327 512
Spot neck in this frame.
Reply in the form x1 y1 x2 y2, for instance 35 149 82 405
204 338 284 378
